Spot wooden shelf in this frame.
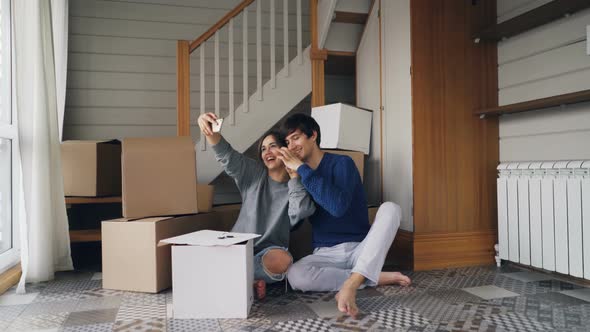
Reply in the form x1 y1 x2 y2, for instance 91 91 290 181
65 196 122 204
474 0 590 42
70 229 101 243
475 89 590 117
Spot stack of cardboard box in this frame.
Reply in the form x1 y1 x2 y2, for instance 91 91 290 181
61 137 223 293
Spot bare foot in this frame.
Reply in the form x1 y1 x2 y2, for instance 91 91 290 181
378 272 412 286
335 284 359 317
253 279 266 300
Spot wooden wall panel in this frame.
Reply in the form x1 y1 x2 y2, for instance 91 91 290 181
410 0 499 234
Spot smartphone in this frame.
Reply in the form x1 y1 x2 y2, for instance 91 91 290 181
212 118 224 133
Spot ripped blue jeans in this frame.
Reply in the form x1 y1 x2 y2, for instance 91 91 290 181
253 246 293 284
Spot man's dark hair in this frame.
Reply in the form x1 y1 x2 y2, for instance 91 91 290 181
281 113 321 146
257 130 286 162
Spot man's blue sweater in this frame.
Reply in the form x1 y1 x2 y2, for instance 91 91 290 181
297 153 370 248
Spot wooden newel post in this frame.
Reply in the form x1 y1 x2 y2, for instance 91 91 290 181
310 0 326 107
177 40 191 136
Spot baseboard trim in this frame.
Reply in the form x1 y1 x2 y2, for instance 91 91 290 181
413 230 497 271
0 264 21 295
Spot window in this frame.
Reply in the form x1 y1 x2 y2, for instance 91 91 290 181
0 0 18 272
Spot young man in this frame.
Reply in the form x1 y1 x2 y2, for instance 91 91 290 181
275 113 411 317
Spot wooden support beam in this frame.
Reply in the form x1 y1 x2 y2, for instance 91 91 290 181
177 40 191 136
310 0 326 107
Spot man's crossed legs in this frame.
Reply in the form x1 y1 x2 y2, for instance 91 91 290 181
287 202 411 316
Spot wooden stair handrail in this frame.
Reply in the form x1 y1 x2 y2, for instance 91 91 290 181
189 0 256 53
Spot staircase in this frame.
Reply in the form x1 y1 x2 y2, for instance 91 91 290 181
176 0 312 183
178 0 371 184
197 47 311 183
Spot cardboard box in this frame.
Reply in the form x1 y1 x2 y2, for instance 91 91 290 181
61 140 121 197
161 230 260 319
323 149 365 182
196 184 214 213
122 137 197 218
102 211 239 293
312 103 372 154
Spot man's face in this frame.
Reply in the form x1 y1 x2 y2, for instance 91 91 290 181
285 129 317 162
260 135 285 171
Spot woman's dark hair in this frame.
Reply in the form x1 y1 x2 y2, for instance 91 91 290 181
257 130 286 162
281 113 321 146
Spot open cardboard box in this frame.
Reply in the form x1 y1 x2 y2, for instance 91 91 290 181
161 230 260 319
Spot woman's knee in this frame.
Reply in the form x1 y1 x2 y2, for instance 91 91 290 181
262 249 292 275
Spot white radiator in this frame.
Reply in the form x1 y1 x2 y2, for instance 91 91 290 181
497 161 590 278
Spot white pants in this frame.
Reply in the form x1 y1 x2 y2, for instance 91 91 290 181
287 202 401 292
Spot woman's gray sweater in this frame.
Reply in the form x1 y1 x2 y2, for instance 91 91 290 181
212 137 315 253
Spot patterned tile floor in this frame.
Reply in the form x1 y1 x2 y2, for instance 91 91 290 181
1 264 590 331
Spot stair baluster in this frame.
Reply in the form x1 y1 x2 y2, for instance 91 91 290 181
243 6 249 113
214 31 220 118
200 45 206 151
229 19 235 125
284 0 289 77
183 0 310 164
256 0 262 101
270 0 276 89
297 0 302 65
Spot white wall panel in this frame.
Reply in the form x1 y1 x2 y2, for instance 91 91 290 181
356 2 381 209
70 17 306 45
335 0 371 13
497 2 590 163
500 130 590 162
71 0 306 27
324 22 364 52
360 0 413 231
499 68 590 106
498 8 590 64
499 103 590 137
499 42 588 90
67 71 261 93
69 35 297 59
497 0 554 23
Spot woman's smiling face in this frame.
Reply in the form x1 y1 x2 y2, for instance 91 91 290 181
260 134 285 170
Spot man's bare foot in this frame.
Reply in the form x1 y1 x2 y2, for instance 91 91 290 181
253 279 266 300
378 271 411 286
335 283 359 317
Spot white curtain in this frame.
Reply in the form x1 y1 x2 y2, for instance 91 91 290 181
13 0 72 292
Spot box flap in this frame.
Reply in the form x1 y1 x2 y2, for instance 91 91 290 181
103 216 173 223
62 139 120 145
160 230 260 247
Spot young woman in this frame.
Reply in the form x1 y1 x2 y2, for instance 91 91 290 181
197 112 315 298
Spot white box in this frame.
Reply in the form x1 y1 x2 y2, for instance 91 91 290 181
161 230 260 319
311 103 372 154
